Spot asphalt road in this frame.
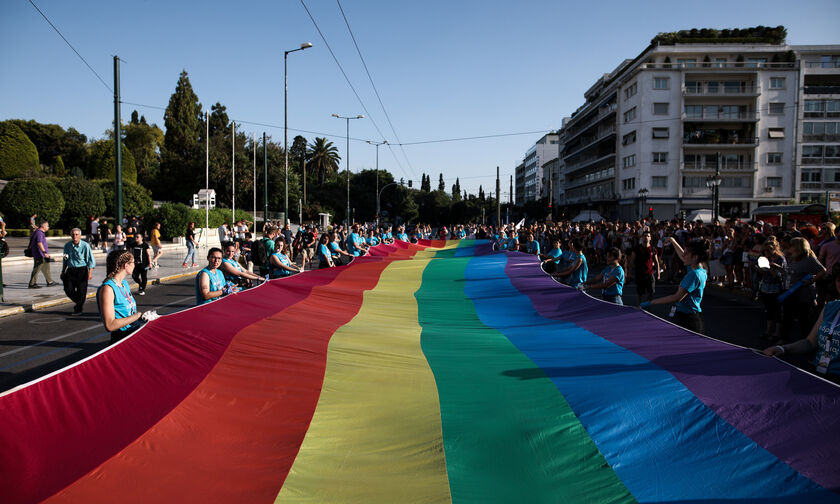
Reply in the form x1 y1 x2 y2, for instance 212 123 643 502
0 270 780 394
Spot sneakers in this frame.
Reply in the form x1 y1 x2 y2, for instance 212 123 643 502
138 289 145 296
28 285 41 289
182 263 188 268
191 263 198 267
46 281 57 287
71 311 83 316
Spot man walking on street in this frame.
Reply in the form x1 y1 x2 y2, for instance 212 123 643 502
62 228 96 315
28 220 56 289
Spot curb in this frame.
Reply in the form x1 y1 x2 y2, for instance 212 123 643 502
0 270 200 319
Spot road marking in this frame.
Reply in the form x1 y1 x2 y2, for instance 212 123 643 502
0 296 194 359
29 316 67 325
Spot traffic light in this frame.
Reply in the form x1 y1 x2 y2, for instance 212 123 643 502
648 207 654 219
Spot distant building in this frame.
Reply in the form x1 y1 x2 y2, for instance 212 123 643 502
553 32 839 220
515 133 559 205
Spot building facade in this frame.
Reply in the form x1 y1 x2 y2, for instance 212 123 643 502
514 133 559 205
553 37 839 221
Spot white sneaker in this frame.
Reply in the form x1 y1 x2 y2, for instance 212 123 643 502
139 290 145 296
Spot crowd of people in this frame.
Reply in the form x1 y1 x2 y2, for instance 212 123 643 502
12 209 838 383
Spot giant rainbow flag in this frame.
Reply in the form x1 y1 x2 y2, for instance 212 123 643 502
2 239 839 503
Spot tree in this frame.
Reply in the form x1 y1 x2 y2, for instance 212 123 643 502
0 121 40 179
54 177 105 229
97 179 153 218
479 185 485 201
290 135 308 174
438 173 445 191
124 111 164 190
7 120 88 175
451 177 461 201
88 139 137 183
159 70 204 201
307 137 341 187
420 173 430 192
0 178 64 227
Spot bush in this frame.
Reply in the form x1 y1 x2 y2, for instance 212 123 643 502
88 140 137 183
0 178 64 227
0 122 40 179
96 179 153 219
54 177 105 230
144 202 193 241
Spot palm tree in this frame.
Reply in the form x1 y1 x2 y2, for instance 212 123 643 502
307 137 341 187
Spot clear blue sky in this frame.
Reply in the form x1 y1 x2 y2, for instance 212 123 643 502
1 0 838 196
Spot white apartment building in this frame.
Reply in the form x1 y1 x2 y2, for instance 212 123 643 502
515 133 559 205
559 36 838 221
795 46 840 203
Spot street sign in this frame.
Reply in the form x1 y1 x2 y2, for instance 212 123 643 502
829 192 840 212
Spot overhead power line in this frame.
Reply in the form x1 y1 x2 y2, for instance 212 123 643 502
335 0 416 180
27 0 112 94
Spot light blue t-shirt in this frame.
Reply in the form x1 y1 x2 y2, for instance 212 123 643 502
221 257 243 282
196 268 225 305
567 251 588 288
346 232 364 256
507 237 518 250
601 264 625 296
99 278 136 331
318 243 332 263
815 300 840 375
397 232 409 242
367 236 380 246
547 247 562 260
527 241 540 255
676 266 707 314
270 251 293 277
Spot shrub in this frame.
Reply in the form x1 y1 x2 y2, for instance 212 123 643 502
144 202 194 241
0 178 64 227
0 122 40 179
88 140 137 183
54 177 106 229
96 179 153 219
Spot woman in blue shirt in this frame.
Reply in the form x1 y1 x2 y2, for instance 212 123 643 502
557 238 588 288
196 247 228 305
765 269 840 384
366 229 380 247
330 231 354 265
318 235 335 268
526 233 540 255
584 247 625 304
97 250 146 343
644 238 709 334
540 239 564 275
270 241 301 278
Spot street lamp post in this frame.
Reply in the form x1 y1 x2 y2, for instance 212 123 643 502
332 113 364 225
367 140 387 228
284 42 312 224
706 152 723 222
638 187 649 219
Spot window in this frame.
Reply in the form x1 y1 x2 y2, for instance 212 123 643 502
653 102 669 115
685 81 701 93
767 152 783 164
624 107 637 123
622 178 636 190
653 152 668 163
721 176 750 188
704 105 719 118
652 176 668 188
827 145 840 158
766 177 782 188
676 58 696 68
804 122 839 136
624 82 637 100
769 102 785 115
715 58 727 68
622 131 637 145
652 128 669 139
769 77 785 89
768 128 785 139
801 170 821 182
622 154 636 168
653 77 669 89
803 145 823 158
746 57 767 68
683 176 706 187
685 105 703 119
805 100 825 113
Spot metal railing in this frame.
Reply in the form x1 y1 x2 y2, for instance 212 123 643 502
683 84 759 95
805 61 840 69
682 161 756 170
804 86 840 95
682 111 758 121
802 134 840 142
645 61 795 70
802 157 840 165
683 135 758 146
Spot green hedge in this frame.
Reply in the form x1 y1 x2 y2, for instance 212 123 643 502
54 177 105 230
4 228 65 237
88 140 137 183
0 121 40 179
0 178 64 227
96 179 153 219
144 202 195 241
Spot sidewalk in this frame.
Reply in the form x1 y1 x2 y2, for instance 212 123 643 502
0 241 208 319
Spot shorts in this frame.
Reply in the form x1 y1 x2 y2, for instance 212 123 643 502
635 273 655 296
303 247 315 260
602 294 622 305
672 311 704 334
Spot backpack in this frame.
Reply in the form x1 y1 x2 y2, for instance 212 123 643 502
251 238 270 267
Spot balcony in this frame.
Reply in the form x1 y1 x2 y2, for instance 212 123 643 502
802 134 840 142
562 124 616 160
682 161 757 171
802 157 840 165
805 61 840 69
563 152 616 176
683 84 760 96
682 111 758 122
683 130 758 147
644 61 795 70
804 86 840 95
565 104 618 141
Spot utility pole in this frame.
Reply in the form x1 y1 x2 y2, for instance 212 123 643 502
509 175 513 225
263 132 268 225
253 133 256 224
205 111 209 248
113 56 123 227
232 121 235 224
495 166 501 226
